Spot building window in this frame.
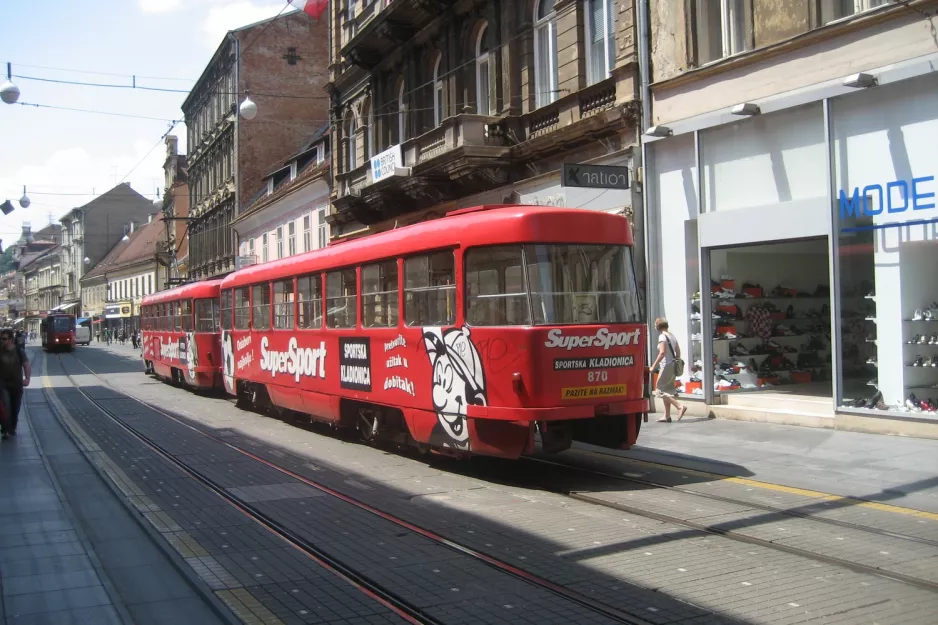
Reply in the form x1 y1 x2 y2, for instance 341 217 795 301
276 226 284 259
346 112 358 171
694 0 748 65
534 0 559 108
303 215 312 252
288 222 296 257
397 79 406 143
475 23 492 115
820 0 888 24
262 234 268 263
317 208 329 249
432 54 445 127
248 238 255 260
362 98 374 159
586 0 615 85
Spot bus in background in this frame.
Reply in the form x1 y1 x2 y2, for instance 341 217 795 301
41 313 76 352
76 318 92 346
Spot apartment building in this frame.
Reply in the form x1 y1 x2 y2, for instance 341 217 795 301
328 0 641 240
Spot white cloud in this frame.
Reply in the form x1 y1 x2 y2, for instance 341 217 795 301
139 0 185 14
201 1 288 46
0 141 168 245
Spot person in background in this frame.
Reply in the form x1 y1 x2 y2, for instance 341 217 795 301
0 328 30 440
648 317 687 422
131 330 138 349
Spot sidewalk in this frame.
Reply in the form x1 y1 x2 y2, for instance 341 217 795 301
0 352 231 625
579 416 938 513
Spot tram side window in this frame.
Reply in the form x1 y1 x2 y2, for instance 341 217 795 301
273 280 295 329
213 299 220 332
297 274 322 329
326 269 357 328
362 261 399 328
172 301 181 332
181 299 193 332
221 290 233 330
252 284 271 330
465 246 530 326
195 299 216 333
234 288 251 330
404 252 455 326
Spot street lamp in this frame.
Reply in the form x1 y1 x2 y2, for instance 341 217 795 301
239 91 257 120
19 185 29 209
0 63 19 105
83 257 91 265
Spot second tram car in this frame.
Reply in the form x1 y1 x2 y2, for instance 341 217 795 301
219 205 648 459
140 280 223 388
41 313 77 352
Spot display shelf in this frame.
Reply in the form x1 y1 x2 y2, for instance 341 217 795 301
904 318 937 322
904 342 938 346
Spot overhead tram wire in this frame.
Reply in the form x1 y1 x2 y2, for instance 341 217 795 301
15 101 179 122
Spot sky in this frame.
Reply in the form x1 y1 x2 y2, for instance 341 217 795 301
0 0 299 248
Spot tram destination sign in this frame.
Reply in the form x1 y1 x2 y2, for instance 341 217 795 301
562 163 630 190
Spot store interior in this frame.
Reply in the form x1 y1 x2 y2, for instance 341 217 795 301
682 237 875 401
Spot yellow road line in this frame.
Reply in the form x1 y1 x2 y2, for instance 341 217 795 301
582 450 938 522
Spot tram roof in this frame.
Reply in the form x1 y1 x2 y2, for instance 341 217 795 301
141 278 224 305
221 205 632 289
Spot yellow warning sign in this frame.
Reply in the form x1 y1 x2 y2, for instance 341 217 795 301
561 384 627 400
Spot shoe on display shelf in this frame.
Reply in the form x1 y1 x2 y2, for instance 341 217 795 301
930 355 938 367
866 379 878 387
693 359 704 369
912 355 924 367
913 309 924 321
927 309 935 321
866 357 877 366
907 393 922 412
920 334 930 344
690 291 701 301
908 334 921 345
930 333 938 345
690 311 701 320
693 388 704 396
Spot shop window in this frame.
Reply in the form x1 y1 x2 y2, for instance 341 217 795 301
252 284 271 330
181 299 193 332
195 299 216 332
221 290 233 330
362 261 399 328
694 0 748 65
404 252 455 326
465 246 530 326
234 287 251 330
534 0 559 108
326 269 357 328
273 280 295 329
586 0 615 85
820 0 888 25
297 274 323 329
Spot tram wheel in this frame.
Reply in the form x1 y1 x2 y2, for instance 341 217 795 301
357 407 380 442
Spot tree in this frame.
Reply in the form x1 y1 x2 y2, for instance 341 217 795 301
0 247 14 274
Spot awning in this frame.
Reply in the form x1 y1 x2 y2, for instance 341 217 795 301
53 302 79 311
77 317 90 324
12 318 24 325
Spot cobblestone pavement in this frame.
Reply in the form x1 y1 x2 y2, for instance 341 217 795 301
48 344 938 624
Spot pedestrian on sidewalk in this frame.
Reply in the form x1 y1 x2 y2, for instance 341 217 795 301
648 317 687 423
0 328 30 440
131 331 138 349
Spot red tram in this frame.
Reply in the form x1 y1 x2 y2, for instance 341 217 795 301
140 280 223 389
218 205 648 458
41 313 76 352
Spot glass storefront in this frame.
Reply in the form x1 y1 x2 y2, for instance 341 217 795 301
647 71 938 419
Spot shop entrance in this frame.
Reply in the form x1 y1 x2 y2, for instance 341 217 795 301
690 237 863 405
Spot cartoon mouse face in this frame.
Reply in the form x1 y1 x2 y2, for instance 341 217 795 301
424 327 487 450
222 331 235 394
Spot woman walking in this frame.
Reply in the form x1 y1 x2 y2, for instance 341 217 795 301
649 317 687 422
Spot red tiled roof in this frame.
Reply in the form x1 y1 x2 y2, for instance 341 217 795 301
82 216 167 281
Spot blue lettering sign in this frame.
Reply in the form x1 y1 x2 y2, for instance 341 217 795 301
862 184 883 216
838 188 863 219
886 180 908 213
912 175 935 210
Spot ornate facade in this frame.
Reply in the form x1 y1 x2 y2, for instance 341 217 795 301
328 0 641 238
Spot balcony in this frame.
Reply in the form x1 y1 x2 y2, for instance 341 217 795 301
515 78 626 161
340 0 456 70
333 113 511 226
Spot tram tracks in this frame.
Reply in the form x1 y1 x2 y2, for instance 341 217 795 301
516 455 938 593
52 352 659 625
